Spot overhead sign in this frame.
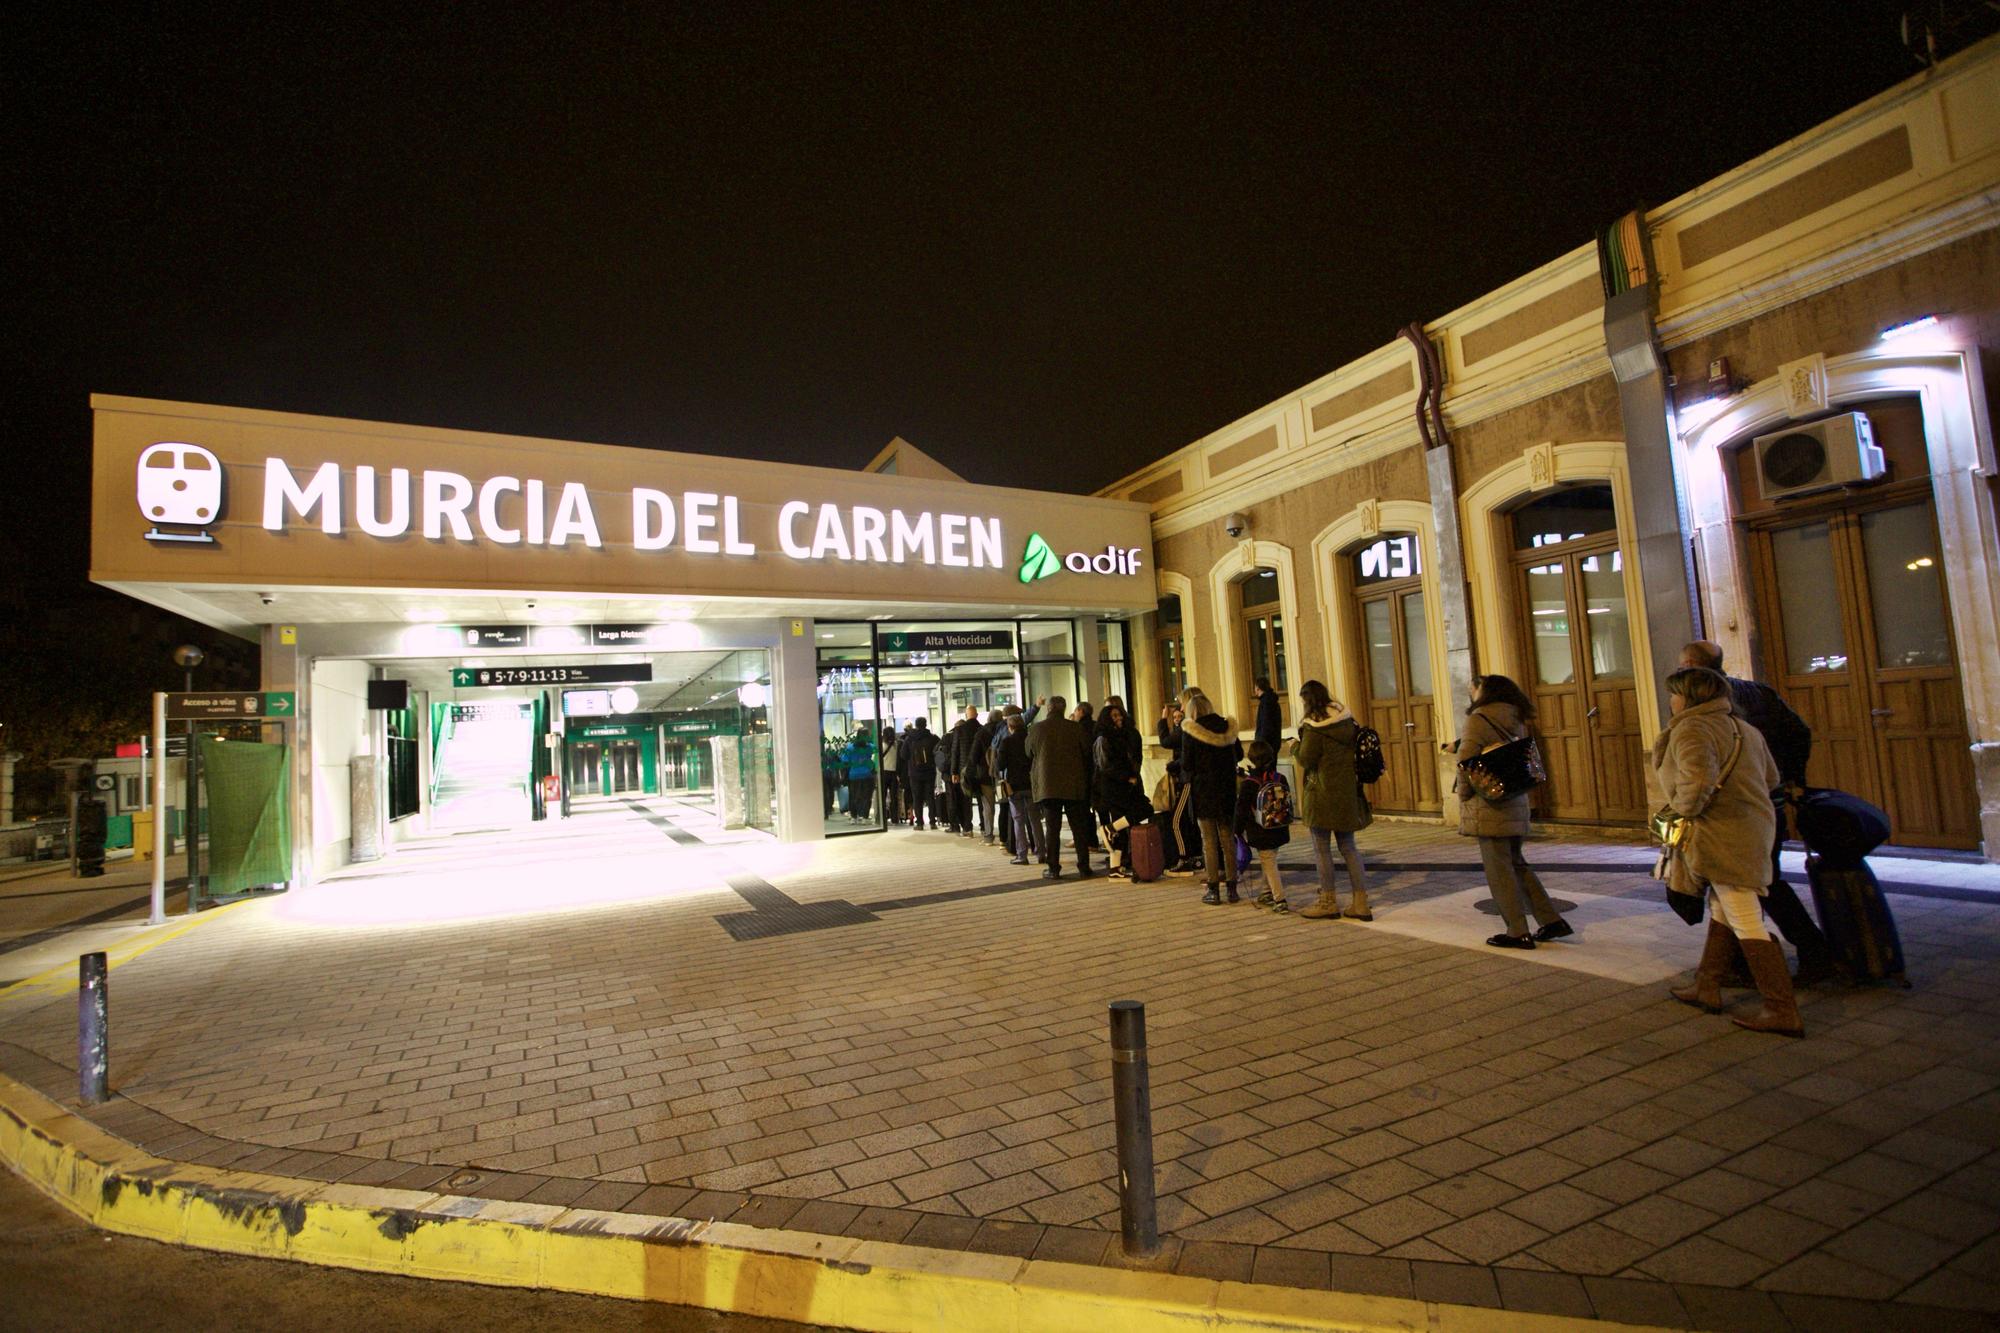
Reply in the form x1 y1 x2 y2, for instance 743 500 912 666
880 630 1013 652
461 625 529 648
166 691 296 719
450 702 531 721
94 398 1158 613
451 664 653 688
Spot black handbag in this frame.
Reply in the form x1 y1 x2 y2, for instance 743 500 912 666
1456 712 1546 801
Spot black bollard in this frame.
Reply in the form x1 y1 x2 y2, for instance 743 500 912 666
78 952 108 1104
1109 999 1159 1257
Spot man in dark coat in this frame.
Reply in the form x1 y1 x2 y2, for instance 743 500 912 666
1025 695 1093 880
946 705 983 836
900 717 938 830
1252 677 1282 753
1681 641 1833 983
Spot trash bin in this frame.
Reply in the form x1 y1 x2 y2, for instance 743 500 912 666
75 797 108 878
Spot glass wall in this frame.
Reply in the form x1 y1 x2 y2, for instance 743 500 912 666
816 617 1115 836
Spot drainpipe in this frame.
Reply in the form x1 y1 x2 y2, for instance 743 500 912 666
1401 323 1476 823
1599 210 1700 731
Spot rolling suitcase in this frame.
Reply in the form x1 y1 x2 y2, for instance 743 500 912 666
1806 855 1908 986
1128 821 1166 883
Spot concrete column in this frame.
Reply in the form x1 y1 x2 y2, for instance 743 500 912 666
0 751 18 826
1074 617 1103 710
774 619 823 841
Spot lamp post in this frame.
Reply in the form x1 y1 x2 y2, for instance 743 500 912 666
173 645 204 905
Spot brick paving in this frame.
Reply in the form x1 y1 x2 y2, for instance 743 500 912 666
3 799 1998 1330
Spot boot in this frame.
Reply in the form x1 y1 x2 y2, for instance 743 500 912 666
1299 892 1342 919
1225 882 1241 903
1671 920 1733 1014
1733 939 1805 1038
1346 887 1372 922
1716 935 1753 988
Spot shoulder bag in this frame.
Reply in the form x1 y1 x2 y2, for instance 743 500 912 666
1456 709 1546 802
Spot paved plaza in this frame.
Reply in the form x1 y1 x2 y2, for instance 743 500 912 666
3 799 1999 1330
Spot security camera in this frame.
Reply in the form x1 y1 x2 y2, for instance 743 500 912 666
1224 512 1249 539
259 593 276 606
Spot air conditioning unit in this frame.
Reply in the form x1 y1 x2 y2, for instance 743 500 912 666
1753 412 1885 502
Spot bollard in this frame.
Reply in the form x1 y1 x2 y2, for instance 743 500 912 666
78 952 108 1104
1109 999 1159 1257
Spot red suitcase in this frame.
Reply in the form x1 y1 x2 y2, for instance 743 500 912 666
1127 822 1166 883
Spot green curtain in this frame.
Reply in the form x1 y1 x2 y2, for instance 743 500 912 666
196 735 292 894
530 694 551 819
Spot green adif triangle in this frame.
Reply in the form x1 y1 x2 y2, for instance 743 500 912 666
1019 532 1061 583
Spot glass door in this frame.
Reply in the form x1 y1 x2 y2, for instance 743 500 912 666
1756 499 1977 848
1355 575 1439 814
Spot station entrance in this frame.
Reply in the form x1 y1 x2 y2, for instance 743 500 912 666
312 646 776 854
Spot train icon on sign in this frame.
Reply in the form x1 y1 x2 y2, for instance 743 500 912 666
138 442 223 544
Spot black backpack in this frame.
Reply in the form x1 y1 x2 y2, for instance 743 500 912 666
1354 726 1385 785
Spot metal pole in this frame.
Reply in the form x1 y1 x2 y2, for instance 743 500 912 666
67 788 80 877
150 693 168 925
1109 999 1159 1257
78 952 108 1104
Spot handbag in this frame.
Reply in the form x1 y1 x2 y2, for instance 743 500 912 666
1456 711 1546 801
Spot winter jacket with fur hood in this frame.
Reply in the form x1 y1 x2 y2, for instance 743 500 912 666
1452 703 1534 838
1651 696 1782 894
1179 713 1242 820
1295 705 1372 833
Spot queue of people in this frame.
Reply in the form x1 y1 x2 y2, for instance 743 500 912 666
864 636 1843 1041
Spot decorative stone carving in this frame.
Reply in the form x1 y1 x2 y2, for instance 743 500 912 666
1355 498 1381 539
1239 539 1258 572
1779 353 1830 418
1525 441 1556 492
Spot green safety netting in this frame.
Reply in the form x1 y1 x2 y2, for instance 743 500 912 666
196 735 292 894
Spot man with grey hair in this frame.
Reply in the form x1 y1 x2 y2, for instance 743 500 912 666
1679 640 1832 985
1025 695 1093 880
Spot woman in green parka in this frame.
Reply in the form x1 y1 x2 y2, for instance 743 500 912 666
1294 680 1374 920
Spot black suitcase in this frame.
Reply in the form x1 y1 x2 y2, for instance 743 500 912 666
1806 856 1908 986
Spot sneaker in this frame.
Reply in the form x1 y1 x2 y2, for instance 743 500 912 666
1009 856 1029 865
1201 887 1222 905
1532 920 1574 942
1486 933 1536 950
1253 892 1276 910
1271 898 1290 914
1107 866 1131 880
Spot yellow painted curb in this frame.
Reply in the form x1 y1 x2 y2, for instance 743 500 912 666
0 1073 1676 1332
0 899 255 1000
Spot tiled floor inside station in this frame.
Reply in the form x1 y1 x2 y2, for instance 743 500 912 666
3 800 1997 1328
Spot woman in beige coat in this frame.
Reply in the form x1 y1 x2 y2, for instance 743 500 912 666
1655 667 1801 1037
1450 674 1572 950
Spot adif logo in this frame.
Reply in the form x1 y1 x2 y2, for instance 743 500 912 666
1019 532 1143 584
138 442 223 545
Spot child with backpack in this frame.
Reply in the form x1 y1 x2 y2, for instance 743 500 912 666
1234 739 1293 912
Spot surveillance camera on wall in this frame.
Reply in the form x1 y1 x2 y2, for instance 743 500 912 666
259 593 276 606
1224 512 1249 539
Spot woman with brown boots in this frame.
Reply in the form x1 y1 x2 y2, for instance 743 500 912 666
1656 666 1803 1038
1294 680 1373 920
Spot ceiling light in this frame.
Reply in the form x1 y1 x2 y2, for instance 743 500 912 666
610 687 639 714
738 682 769 708
405 607 446 622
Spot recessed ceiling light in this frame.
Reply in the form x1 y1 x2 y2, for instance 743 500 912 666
405 608 446 622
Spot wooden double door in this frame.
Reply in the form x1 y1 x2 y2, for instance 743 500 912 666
1514 534 1646 824
1752 491 1977 848
1355 576 1440 813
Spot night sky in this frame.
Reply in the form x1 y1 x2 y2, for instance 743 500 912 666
10 2 1929 588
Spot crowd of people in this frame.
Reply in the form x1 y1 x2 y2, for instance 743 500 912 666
850 635 1827 1040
